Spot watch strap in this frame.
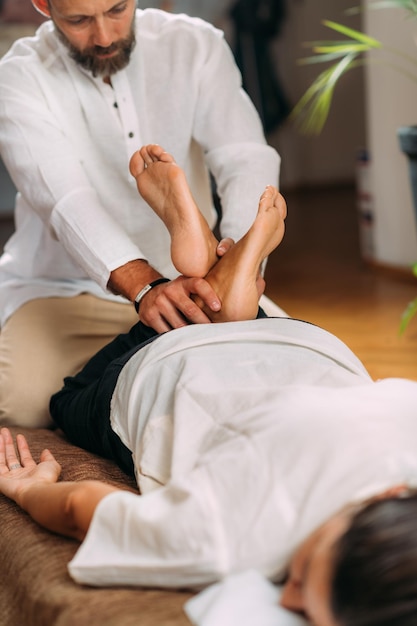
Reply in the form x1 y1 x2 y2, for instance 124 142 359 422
134 278 170 313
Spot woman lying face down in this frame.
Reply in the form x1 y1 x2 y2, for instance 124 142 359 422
1 430 417 626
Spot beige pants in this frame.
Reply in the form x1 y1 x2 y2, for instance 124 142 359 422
0 295 138 428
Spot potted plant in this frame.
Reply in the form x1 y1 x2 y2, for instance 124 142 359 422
292 0 417 333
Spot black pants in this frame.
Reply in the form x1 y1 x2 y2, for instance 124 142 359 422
50 308 268 476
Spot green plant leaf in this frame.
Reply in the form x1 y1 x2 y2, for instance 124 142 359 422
322 20 383 47
399 262 417 334
292 3 417 134
291 20 383 133
368 1 417 16
291 52 358 133
399 296 417 334
299 51 356 65
314 43 376 54
345 1 417 17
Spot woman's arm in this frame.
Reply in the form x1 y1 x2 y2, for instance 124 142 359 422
0 428 121 541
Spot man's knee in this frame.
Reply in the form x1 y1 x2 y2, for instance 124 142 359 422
0 377 55 428
0 328 61 428
0 296 137 428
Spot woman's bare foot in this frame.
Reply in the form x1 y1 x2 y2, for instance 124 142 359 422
201 186 287 322
129 144 219 277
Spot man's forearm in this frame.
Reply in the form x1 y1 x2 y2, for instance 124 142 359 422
107 259 163 302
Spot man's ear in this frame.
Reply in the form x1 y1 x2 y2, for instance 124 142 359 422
31 0 51 17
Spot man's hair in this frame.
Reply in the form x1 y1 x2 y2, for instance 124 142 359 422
331 492 417 626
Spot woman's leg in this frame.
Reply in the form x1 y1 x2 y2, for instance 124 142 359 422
198 185 287 322
131 145 286 322
130 144 219 277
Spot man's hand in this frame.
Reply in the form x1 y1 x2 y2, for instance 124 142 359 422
138 275 221 333
216 237 235 257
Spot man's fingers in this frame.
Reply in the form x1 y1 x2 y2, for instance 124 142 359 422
187 277 221 313
216 237 235 257
139 278 213 328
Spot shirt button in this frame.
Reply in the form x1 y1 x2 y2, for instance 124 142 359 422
128 132 134 138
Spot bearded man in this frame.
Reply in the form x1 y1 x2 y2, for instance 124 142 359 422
0 0 280 428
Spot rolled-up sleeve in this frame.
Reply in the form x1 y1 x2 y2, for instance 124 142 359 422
0 50 146 289
191 27 281 241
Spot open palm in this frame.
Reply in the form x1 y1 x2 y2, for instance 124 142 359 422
0 428 61 503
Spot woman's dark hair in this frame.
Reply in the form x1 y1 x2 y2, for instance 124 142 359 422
331 491 417 626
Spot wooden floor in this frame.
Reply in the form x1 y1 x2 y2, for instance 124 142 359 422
0 184 416 382
265 185 417 382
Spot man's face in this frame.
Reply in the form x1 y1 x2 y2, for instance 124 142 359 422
48 0 137 77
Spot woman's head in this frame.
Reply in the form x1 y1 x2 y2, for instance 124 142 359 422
281 487 417 626
331 490 417 626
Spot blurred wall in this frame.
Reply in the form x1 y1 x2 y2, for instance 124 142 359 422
137 2 367 190
266 0 367 190
363 2 417 266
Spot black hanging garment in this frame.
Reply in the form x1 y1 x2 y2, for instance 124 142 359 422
230 0 290 133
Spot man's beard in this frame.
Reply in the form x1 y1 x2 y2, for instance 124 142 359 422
55 20 136 78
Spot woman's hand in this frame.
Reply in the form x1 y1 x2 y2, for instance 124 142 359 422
0 428 61 505
0 428 117 541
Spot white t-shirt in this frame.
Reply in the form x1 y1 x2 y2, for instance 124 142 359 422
0 9 279 325
69 318 417 588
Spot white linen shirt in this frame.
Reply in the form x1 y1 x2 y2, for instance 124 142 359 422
0 9 280 325
69 318 417 589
